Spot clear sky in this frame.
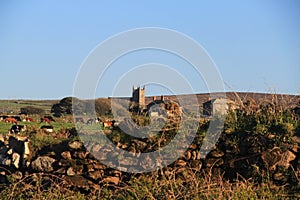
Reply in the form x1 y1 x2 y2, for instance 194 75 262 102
0 0 299 99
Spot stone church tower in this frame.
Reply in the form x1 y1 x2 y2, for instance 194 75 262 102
131 86 146 110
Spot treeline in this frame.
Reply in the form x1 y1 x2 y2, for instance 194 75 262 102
51 97 111 117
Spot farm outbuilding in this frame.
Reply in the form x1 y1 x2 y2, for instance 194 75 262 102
203 98 236 116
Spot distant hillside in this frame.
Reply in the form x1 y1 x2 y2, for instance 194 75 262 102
0 99 59 115
145 92 300 110
0 92 299 115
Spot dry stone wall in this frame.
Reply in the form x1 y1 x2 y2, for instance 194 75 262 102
0 129 299 190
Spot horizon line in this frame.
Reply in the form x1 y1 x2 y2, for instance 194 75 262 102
0 90 299 101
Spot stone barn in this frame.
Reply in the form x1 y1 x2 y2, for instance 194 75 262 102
203 98 234 116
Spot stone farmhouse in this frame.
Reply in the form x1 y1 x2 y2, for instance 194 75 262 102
203 98 236 116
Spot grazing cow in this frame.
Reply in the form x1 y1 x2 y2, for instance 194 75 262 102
5 117 18 124
75 117 84 123
112 120 119 127
40 117 51 123
40 125 54 133
12 116 22 122
103 121 113 128
44 116 55 122
10 125 27 134
23 117 34 122
0 115 8 122
8 136 30 168
95 117 102 124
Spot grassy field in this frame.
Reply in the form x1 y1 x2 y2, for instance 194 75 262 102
0 120 75 134
0 99 58 114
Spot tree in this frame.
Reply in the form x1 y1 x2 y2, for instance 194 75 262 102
51 97 73 117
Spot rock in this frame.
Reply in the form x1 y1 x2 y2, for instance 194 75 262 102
12 153 20 168
87 170 103 181
205 158 224 168
93 163 106 170
110 170 122 177
102 176 120 185
132 139 147 150
103 130 112 135
61 151 72 159
1 158 11 166
273 172 288 182
192 151 197 160
117 166 128 172
292 136 300 144
73 151 88 159
262 147 282 171
55 167 66 174
262 148 296 170
90 144 101 153
67 167 76 176
277 150 296 168
58 159 72 167
127 146 136 155
7 149 13 155
209 150 224 158
176 159 187 167
190 160 202 170
68 165 83 175
189 144 197 150
69 141 82 150
140 155 156 170
185 150 191 160
31 156 56 172
176 167 186 174
11 171 22 180
86 164 94 172
118 157 137 166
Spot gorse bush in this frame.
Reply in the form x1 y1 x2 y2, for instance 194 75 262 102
224 98 298 138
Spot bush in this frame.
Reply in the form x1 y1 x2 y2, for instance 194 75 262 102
20 106 45 115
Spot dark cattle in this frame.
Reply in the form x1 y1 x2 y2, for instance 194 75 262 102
95 117 102 123
40 117 51 123
10 125 27 134
75 117 84 123
0 115 8 122
12 116 22 122
44 116 55 122
8 136 30 168
40 125 54 133
112 120 119 127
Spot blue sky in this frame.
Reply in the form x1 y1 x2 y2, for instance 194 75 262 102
0 0 299 99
